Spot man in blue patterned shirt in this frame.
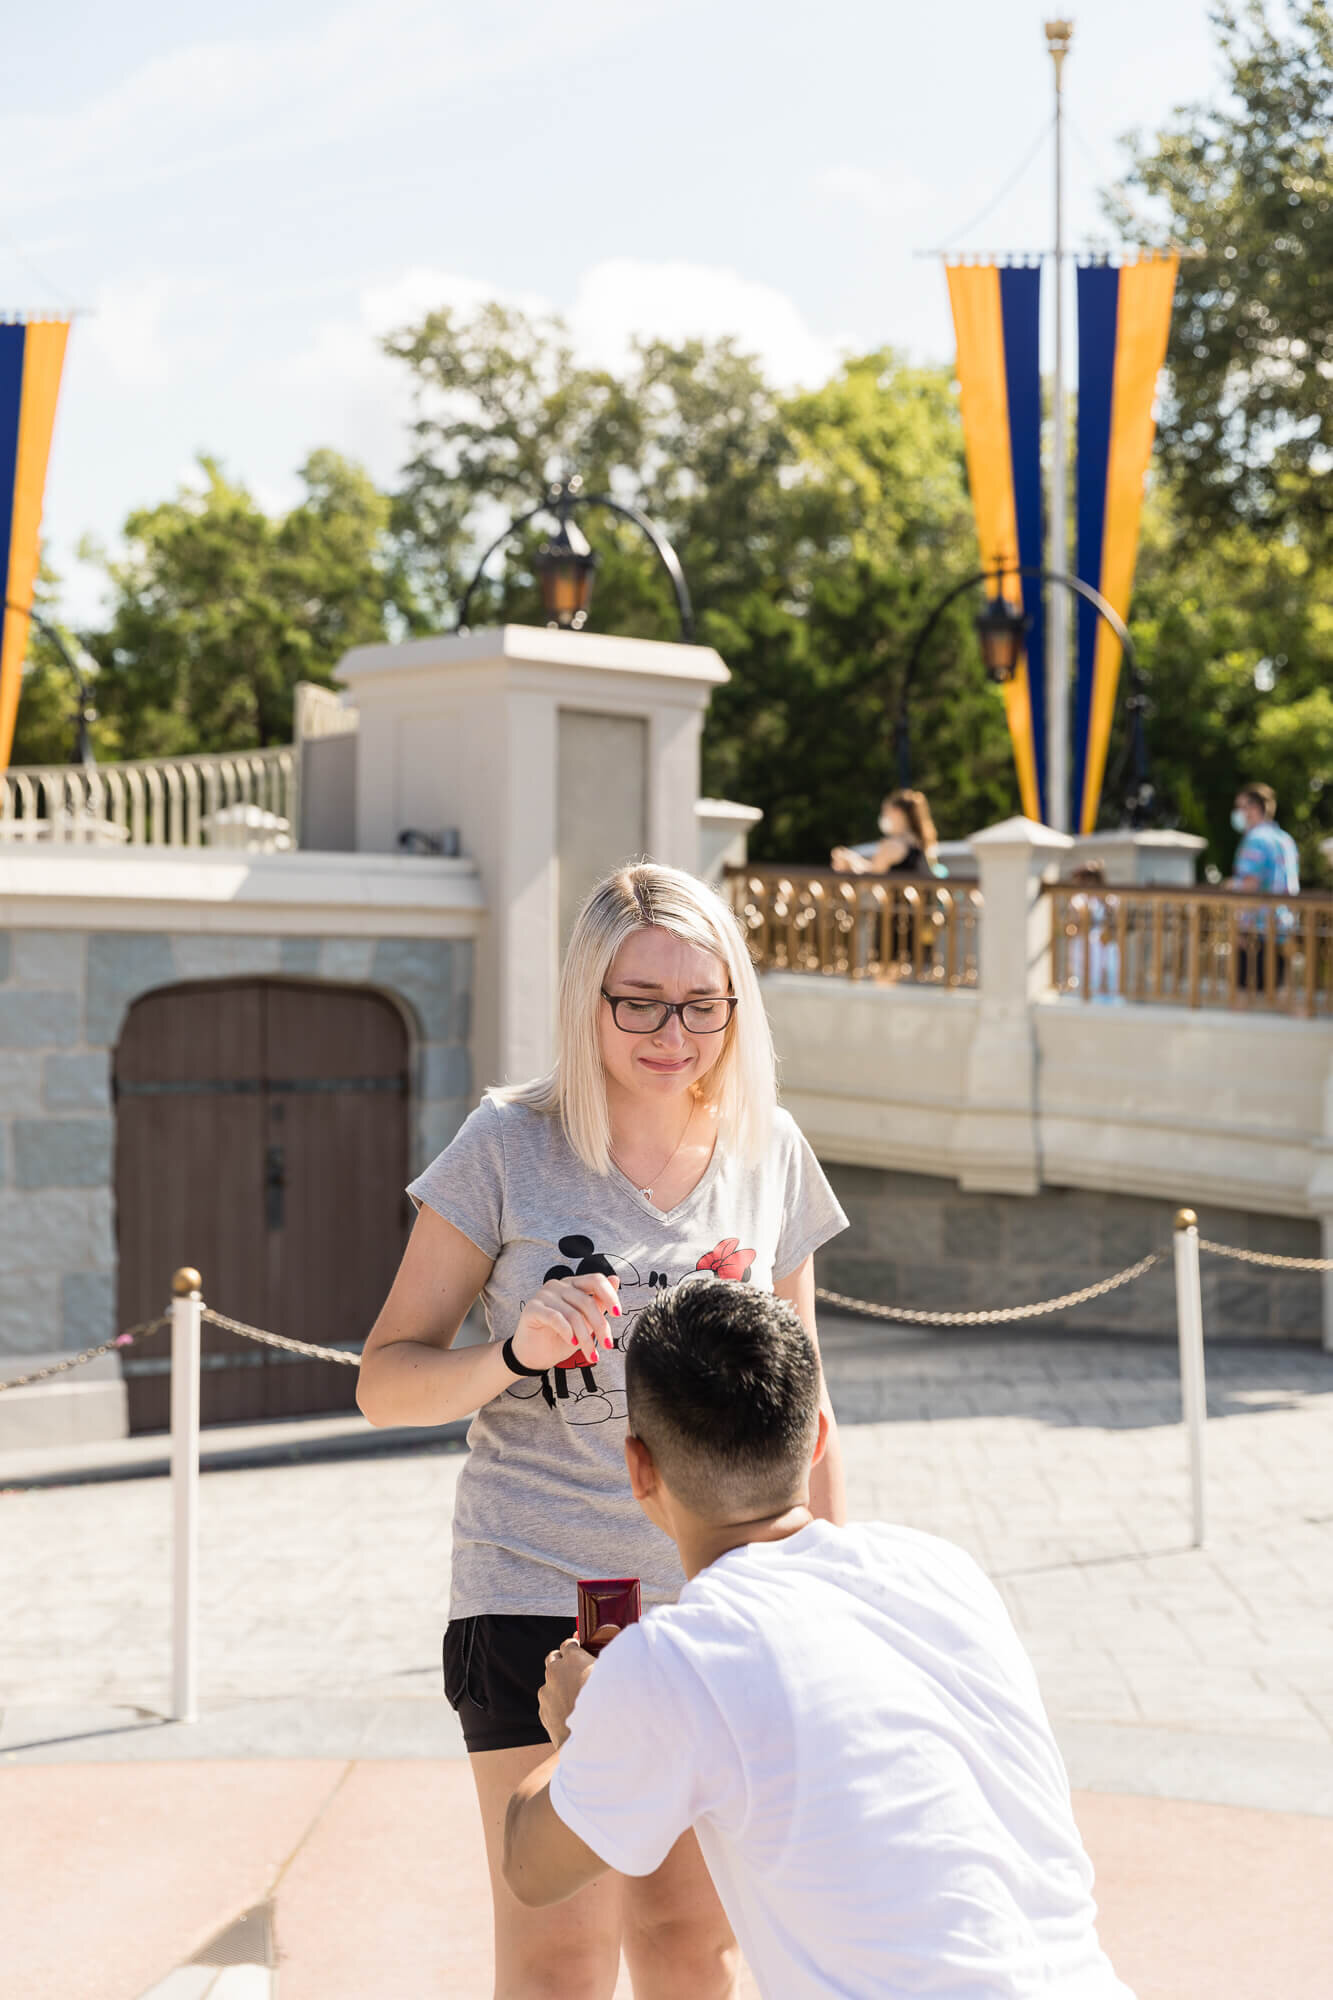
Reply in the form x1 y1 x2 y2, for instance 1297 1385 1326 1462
1228 782 1299 997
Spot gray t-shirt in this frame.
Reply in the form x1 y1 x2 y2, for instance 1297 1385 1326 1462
408 1097 848 1619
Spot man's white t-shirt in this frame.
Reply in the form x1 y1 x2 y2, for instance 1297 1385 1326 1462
550 1522 1132 1999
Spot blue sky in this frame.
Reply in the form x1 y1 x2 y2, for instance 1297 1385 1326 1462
5 0 1224 622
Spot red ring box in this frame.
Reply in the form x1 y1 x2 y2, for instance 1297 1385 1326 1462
577 1577 641 1653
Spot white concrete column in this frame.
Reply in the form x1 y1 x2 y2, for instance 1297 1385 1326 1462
337 626 728 1094
955 815 1073 1194
1303 1054 1333 1352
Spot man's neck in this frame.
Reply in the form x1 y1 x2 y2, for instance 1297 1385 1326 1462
676 1501 817 1580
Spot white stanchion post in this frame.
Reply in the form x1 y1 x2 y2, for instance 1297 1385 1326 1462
170 1266 203 1722
1172 1212 1207 1548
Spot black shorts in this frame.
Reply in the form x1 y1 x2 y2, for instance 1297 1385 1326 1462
443 1613 577 1754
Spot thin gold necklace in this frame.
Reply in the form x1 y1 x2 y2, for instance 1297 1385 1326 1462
610 1103 695 1203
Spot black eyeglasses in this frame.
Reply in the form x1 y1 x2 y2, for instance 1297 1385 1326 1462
601 992 738 1035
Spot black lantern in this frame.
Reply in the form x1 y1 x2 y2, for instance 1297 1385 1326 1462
535 511 597 630
974 592 1030 684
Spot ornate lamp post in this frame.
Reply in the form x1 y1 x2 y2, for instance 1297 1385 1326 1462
534 507 598 631
4 598 98 766
973 592 1031 685
896 566 1153 828
457 476 694 642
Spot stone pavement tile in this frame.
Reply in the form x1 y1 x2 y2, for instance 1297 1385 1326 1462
1076 1792 1333 2000
0 1761 344 2000
272 1763 762 2000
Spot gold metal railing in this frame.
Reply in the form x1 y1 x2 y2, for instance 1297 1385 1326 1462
724 865 982 985
1048 883 1333 1016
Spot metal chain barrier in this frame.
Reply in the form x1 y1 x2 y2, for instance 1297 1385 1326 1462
200 1306 361 1366
815 1251 1162 1327
2 1232 1322 1397
1198 1238 1333 1272
0 1317 169 1394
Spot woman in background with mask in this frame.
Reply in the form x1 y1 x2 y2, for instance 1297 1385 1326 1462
830 787 939 878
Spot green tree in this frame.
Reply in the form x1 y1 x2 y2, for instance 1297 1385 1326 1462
9 565 121 767
1109 1 1333 544
385 305 1015 856
1128 485 1333 874
83 450 408 757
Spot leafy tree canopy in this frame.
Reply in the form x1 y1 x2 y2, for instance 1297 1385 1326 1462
79 450 410 758
1108 0 1333 544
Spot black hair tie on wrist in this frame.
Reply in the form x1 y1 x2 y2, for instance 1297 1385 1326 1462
502 1335 548 1378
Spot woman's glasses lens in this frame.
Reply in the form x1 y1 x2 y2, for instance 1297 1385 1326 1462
605 996 736 1033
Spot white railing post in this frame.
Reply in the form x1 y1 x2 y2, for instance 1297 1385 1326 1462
170 1265 203 1722
1172 1210 1207 1547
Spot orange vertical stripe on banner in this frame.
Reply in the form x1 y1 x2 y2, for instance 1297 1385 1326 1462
1080 256 1177 831
945 265 1040 821
0 319 70 771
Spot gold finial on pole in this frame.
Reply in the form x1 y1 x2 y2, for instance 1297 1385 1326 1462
172 1267 203 1297
1174 1208 1198 1233
1045 17 1074 82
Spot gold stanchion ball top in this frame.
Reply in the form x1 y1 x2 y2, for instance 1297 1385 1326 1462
1174 1208 1198 1233
172 1267 203 1297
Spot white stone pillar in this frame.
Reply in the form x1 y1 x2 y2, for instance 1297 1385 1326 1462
1304 1056 1333 1352
336 626 728 1094
956 815 1073 1194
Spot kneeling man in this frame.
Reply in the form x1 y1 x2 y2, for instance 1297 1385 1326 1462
504 1282 1133 1998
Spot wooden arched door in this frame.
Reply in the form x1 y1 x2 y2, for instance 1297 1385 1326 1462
115 979 410 1432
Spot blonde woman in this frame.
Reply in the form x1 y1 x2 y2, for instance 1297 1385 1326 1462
358 862 848 2000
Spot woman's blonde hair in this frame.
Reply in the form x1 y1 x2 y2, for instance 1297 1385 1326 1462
496 863 777 1172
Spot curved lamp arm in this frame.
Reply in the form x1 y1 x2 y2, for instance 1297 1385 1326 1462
456 491 695 643
4 597 97 767
576 492 695 643
895 565 1143 809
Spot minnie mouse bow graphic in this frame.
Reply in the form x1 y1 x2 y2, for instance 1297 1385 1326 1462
696 1238 757 1282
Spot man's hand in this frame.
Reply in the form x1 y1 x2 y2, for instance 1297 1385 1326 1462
539 1629 620 1747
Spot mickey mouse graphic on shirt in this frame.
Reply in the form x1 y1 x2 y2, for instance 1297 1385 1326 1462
508 1233 757 1425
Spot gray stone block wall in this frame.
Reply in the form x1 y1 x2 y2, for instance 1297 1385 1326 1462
818 1164 1322 1343
0 927 474 1357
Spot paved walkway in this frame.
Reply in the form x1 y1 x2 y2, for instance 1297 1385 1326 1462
3 1322 1332 1995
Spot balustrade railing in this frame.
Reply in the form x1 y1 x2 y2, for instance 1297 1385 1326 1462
0 746 297 849
1049 882 1333 1017
725 865 982 986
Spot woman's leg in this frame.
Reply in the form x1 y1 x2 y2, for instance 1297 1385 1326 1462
621 1828 739 2000
470 1743 625 2000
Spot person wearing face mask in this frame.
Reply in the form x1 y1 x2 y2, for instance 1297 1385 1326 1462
1227 782 1299 1000
830 788 939 879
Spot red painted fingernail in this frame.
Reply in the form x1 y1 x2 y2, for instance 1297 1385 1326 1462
612 1305 621 1317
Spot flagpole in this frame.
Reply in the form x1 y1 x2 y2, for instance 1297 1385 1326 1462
1045 19 1073 833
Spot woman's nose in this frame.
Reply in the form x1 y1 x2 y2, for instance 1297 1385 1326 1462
652 1011 687 1048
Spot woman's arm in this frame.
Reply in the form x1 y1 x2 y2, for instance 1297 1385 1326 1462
357 1207 619 1429
775 1254 847 1525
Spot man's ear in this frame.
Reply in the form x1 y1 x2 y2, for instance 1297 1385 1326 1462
624 1432 659 1502
810 1405 830 1469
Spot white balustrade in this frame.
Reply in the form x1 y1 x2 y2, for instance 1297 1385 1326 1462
0 745 297 849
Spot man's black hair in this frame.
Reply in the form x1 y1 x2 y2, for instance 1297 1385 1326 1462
625 1279 821 1515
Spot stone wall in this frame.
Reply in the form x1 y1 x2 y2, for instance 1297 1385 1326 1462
818 1163 1323 1343
0 928 473 1357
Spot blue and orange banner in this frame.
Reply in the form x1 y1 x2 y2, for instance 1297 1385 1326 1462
1073 255 1177 832
945 261 1045 822
0 317 71 772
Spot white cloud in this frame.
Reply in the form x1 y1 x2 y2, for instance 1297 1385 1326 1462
567 259 849 388
276 257 852 492
0 0 670 217
83 278 177 390
813 162 934 223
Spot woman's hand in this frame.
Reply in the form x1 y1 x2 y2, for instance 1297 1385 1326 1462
513 1273 621 1370
830 846 866 874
